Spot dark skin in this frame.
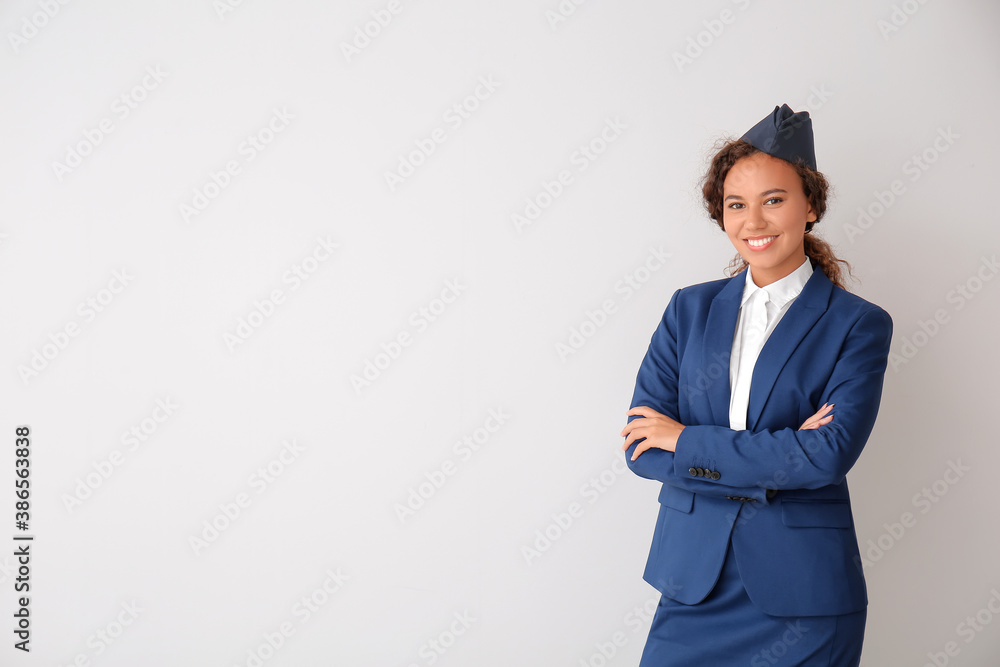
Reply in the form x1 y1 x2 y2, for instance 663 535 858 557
621 153 834 460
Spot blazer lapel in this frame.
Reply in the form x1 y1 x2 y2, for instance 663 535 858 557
746 267 833 431
703 274 744 426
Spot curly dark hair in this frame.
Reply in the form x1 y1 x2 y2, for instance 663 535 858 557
700 138 853 289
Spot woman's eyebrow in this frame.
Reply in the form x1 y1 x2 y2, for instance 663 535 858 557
724 188 788 202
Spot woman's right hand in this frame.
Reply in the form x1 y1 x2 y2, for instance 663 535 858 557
799 403 834 430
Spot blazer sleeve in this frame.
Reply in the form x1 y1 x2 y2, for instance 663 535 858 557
623 289 770 502
672 305 893 502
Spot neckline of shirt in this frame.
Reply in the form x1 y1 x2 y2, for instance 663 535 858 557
741 257 814 309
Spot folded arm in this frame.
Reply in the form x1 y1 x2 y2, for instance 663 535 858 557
622 293 892 504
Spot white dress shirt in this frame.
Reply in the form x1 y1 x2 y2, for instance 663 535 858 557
728 257 814 431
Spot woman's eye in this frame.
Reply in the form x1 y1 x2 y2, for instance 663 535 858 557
727 202 744 210
765 197 783 205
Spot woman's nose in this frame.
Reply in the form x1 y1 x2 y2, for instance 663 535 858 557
745 205 766 228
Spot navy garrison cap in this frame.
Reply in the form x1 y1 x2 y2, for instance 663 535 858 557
740 103 817 170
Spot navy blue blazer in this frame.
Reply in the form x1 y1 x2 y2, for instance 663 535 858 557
625 264 892 617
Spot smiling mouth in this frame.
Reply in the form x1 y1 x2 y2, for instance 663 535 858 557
745 235 777 250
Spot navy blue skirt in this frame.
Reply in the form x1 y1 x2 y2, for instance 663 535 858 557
638 539 865 666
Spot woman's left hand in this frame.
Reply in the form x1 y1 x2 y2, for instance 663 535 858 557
620 406 685 460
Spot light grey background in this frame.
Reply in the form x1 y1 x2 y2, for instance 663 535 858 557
2 0 998 665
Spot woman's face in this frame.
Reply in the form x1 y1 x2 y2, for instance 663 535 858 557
722 152 816 287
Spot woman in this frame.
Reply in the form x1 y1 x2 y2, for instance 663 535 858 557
620 104 892 666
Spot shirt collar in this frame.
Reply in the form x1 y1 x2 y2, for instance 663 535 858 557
741 257 814 309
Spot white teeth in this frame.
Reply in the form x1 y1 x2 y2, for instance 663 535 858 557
747 236 776 248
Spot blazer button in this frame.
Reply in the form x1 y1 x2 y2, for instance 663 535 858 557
711 471 721 480
696 467 705 477
688 467 698 477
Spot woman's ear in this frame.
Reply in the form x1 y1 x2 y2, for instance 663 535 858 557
805 202 817 228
